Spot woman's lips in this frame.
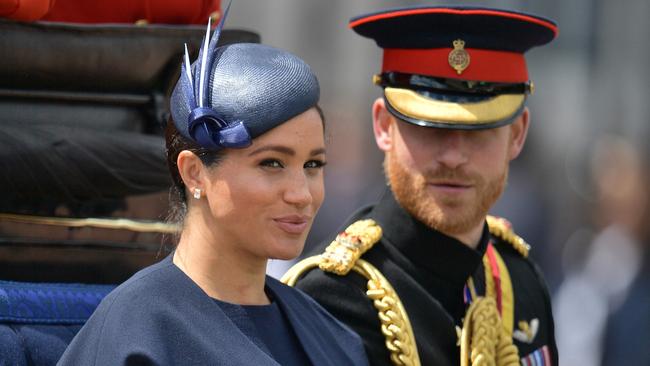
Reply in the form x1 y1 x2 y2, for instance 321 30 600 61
273 215 311 234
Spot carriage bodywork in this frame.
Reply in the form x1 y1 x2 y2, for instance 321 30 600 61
0 19 258 364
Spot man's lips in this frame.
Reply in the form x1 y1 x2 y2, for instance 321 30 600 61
273 215 311 234
427 180 473 193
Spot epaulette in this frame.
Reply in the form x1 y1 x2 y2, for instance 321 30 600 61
486 215 530 257
319 219 382 275
283 219 420 365
282 219 419 365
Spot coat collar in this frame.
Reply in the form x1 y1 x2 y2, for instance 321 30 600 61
370 189 489 286
268 277 366 366
164 256 280 365
166 255 361 366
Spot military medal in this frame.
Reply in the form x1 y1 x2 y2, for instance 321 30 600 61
520 345 552 366
448 39 470 74
514 318 540 343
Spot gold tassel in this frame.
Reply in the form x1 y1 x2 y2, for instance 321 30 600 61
460 297 520 366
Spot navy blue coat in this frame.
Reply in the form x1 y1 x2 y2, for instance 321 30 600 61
57 255 368 366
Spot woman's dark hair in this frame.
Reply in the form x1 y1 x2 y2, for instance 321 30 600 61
164 119 225 225
164 105 326 226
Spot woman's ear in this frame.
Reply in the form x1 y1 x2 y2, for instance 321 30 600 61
372 98 394 152
177 150 205 196
508 107 530 160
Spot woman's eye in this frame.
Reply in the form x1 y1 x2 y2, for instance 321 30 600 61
260 159 283 168
304 160 327 169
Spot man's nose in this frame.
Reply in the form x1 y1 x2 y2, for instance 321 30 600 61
434 131 469 169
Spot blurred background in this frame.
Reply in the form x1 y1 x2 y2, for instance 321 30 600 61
2 0 649 365
228 1 650 364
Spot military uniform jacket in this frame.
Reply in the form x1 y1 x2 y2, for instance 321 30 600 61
58 255 368 366
296 190 557 366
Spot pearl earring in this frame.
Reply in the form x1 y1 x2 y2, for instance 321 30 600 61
193 188 202 200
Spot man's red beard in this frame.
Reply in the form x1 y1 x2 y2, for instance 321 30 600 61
385 152 508 236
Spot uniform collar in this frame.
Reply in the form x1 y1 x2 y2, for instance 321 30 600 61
371 189 489 285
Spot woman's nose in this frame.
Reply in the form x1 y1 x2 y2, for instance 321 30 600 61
283 172 313 208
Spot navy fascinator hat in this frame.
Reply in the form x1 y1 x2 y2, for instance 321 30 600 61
170 4 320 150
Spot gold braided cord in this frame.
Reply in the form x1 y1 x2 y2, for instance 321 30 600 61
462 245 520 366
353 259 421 366
460 297 520 366
281 256 420 366
284 217 530 366
486 215 530 257
0 212 179 234
482 254 496 299
490 247 515 336
280 256 321 287
467 277 478 301
319 219 382 275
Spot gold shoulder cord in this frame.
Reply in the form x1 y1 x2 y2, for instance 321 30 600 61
459 215 530 366
486 215 530 257
282 216 530 366
282 219 421 366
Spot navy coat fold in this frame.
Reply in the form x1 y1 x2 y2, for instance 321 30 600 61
57 255 368 366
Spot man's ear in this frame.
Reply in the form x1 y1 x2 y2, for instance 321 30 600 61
177 150 205 195
373 98 394 152
508 107 530 160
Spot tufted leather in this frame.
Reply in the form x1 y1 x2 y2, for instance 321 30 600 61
0 280 115 366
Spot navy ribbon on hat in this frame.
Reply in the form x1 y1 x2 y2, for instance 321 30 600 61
180 1 252 149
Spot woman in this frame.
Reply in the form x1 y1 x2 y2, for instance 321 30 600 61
58 13 368 366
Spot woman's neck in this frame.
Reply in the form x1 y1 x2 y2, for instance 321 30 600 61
173 215 270 305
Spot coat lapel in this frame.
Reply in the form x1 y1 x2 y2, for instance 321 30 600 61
267 277 342 366
168 258 280 365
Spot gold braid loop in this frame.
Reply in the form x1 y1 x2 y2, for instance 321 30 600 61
319 219 382 275
460 297 519 366
285 218 525 366
355 259 420 366
281 218 421 366
282 258 420 366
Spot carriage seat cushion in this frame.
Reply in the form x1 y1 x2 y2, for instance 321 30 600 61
0 280 115 366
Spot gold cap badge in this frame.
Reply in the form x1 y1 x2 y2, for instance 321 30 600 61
448 39 470 75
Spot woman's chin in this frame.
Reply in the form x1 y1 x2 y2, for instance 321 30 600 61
268 242 305 261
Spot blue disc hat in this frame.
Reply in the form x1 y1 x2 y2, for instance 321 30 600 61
170 3 320 149
350 6 558 129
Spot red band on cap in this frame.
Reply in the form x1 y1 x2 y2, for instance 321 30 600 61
382 48 529 83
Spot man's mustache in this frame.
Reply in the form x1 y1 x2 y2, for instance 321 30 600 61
423 168 483 185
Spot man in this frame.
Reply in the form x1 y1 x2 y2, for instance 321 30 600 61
284 6 558 366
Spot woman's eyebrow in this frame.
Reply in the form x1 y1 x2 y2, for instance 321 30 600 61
310 148 326 156
248 145 295 156
248 145 326 157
